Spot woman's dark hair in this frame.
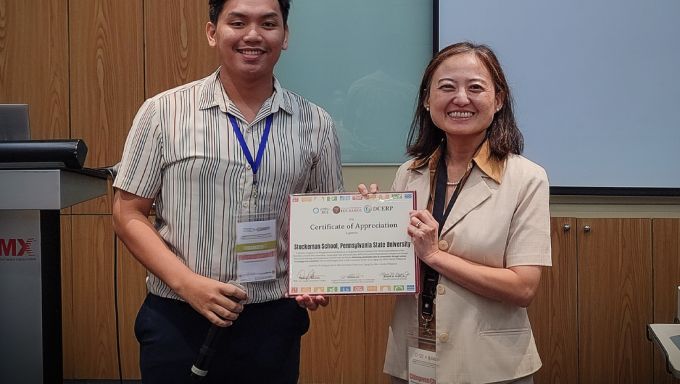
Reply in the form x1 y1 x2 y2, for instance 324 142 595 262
407 42 523 162
209 0 291 25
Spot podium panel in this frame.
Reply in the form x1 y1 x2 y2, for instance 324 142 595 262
0 169 106 383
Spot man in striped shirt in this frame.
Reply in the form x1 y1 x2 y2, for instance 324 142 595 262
112 0 343 382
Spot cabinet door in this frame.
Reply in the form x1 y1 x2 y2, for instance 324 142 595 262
578 219 653 384
529 217 578 384
652 219 680 384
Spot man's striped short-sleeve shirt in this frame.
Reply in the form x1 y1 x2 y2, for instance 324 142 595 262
113 69 344 303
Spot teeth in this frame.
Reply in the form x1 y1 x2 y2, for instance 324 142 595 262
448 111 473 118
240 49 263 55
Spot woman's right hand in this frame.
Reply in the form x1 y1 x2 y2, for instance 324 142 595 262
357 183 379 197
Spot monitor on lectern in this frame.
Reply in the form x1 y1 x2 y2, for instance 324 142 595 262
0 104 30 141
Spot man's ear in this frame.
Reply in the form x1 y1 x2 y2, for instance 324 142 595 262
282 27 289 50
206 22 217 47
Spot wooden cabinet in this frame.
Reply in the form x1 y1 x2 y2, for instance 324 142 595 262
531 218 680 384
577 218 653 383
528 218 578 384
652 220 680 384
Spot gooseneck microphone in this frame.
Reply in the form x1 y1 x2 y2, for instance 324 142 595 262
190 281 246 382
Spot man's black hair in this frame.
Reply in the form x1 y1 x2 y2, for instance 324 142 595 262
209 0 291 25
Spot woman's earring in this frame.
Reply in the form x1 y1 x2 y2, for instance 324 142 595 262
425 105 430 111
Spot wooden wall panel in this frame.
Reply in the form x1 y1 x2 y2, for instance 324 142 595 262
116 239 147 379
60 215 75 377
578 219 653 384
144 0 217 98
652 219 680 384
0 0 69 139
300 296 366 384
528 218 578 384
69 215 118 378
69 0 144 214
364 295 395 384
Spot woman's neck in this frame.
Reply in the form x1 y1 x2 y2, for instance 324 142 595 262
444 132 486 165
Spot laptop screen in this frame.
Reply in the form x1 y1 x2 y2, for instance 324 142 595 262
0 104 30 141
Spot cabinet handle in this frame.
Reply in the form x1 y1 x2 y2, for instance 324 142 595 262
583 225 591 233
563 224 571 232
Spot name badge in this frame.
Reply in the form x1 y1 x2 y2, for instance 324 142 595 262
408 346 437 384
236 218 277 283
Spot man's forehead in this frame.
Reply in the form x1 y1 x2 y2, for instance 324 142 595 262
221 0 282 18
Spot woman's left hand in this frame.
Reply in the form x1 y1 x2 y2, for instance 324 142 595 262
408 210 441 264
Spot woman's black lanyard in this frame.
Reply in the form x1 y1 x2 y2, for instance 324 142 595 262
420 153 474 329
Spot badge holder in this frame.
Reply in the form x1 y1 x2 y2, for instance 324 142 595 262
235 211 278 283
406 326 438 384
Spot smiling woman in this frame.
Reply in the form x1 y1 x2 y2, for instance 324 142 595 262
381 42 551 384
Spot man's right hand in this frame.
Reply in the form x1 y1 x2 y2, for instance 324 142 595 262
357 183 379 197
176 275 248 327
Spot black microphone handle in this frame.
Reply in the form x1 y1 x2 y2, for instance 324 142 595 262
190 324 222 381
190 281 246 381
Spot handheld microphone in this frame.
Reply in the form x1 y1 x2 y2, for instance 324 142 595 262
190 281 246 382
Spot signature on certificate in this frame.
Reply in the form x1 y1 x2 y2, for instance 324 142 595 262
340 273 365 280
381 272 409 279
297 269 322 281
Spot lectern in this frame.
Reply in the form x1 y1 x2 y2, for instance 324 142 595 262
0 169 107 383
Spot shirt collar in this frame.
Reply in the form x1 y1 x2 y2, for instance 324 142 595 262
408 140 504 184
199 68 293 115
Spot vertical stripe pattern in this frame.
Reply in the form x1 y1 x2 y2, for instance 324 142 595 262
114 69 344 303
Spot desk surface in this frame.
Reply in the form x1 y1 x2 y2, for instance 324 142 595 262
648 324 680 379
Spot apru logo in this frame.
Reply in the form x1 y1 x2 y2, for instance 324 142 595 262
0 238 36 257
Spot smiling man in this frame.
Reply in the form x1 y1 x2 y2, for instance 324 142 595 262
112 0 343 382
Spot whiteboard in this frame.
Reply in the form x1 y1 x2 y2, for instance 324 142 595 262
276 0 433 164
439 0 680 191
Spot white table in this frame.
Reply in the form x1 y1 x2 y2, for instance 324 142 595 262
647 323 680 379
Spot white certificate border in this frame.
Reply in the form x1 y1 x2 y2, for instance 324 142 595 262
287 191 420 296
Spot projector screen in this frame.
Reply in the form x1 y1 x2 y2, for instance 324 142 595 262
438 0 680 193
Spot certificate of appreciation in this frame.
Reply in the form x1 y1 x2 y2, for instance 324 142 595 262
288 192 418 295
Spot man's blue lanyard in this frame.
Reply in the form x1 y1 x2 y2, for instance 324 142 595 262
228 114 273 186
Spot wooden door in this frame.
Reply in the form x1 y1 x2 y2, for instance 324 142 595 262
529 217 578 384
578 218 653 384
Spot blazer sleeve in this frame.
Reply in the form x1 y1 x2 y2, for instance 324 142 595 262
504 163 552 267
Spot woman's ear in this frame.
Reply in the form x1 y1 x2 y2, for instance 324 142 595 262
495 92 504 112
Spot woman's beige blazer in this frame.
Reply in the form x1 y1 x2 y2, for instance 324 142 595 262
383 145 552 384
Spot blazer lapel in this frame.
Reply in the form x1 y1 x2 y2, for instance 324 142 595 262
440 168 492 236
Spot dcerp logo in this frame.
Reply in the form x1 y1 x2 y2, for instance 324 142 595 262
0 238 36 257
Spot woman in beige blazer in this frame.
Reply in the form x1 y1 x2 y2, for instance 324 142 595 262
367 42 552 384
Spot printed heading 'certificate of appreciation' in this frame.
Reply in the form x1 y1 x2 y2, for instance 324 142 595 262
288 192 418 295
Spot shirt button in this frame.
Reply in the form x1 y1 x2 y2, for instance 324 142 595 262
246 165 252 170
438 240 449 250
437 284 445 295
242 201 249 208
439 332 449 343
